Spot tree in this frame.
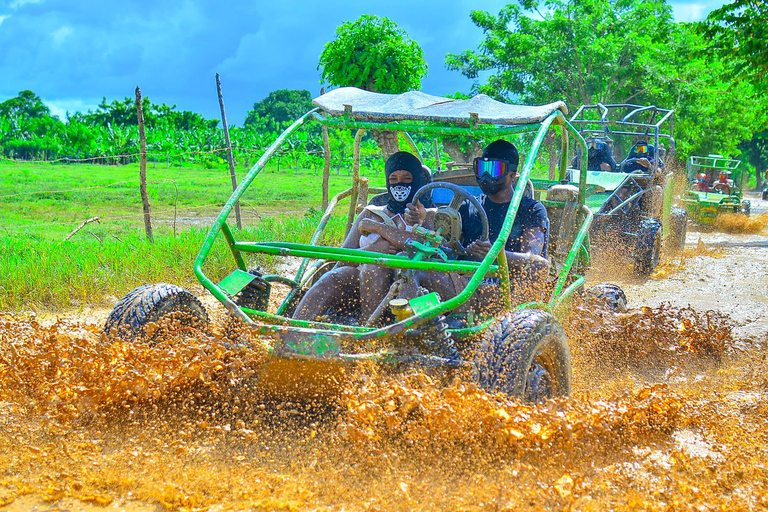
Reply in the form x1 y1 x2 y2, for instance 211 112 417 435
319 15 427 94
319 15 428 157
244 89 313 131
0 90 52 120
446 0 673 107
739 130 768 188
644 22 763 159
701 0 768 92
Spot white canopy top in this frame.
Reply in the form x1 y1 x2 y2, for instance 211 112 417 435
312 87 568 126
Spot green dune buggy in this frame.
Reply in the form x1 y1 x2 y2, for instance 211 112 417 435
568 103 684 274
680 154 749 229
104 87 597 403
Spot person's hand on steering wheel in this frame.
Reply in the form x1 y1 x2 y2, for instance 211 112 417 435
638 157 651 168
404 200 427 226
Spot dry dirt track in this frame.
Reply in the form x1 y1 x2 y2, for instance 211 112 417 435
1 193 768 512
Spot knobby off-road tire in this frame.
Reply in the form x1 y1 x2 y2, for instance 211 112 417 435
473 309 571 403
103 283 208 343
634 218 662 276
740 200 751 217
667 208 688 254
585 283 628 312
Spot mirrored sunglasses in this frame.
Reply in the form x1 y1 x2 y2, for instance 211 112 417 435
636 144 648 154
474 158 510 179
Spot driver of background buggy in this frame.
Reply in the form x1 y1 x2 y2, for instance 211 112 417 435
292 151 434 323
586 139 618 172
411 140 549 313
619 140 663 173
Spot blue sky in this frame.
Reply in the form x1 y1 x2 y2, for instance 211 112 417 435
0 0 729 126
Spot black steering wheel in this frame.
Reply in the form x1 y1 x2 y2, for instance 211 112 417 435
412 182 489 254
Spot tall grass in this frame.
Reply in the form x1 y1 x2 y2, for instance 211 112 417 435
0 213 345 311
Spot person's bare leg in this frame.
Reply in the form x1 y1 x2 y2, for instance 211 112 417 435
293 266 360 321
359 264 395 322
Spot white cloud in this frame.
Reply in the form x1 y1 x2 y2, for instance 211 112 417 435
669 0 726 22
52 25 72 44
9 0 44 8
45 97 99 119
0 15 8 26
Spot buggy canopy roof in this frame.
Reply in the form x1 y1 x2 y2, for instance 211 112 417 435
312 87 568 126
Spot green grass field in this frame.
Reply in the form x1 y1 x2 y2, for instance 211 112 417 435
0 159 385 239
0 155 555 312
0 160 365 311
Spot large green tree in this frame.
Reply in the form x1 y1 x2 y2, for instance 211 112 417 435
701 0 768 93
446 0 673 106
0 90 52 120
318 15 427 94
446 0 767 169
646 22 763 159
319 15 428 156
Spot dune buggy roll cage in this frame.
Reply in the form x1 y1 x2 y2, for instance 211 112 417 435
686 155 743 187
570 103 676 175
193 89 591 346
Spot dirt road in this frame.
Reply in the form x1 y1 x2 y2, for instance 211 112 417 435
1 197 767 512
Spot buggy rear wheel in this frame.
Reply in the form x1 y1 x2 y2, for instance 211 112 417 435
473 309 571 403
634 218 662 276
667 208 688 254
103 283 208 343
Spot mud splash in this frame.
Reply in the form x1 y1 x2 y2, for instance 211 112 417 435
1 307 768 511
714 212 768 234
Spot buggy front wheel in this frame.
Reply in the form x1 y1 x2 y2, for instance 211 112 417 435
473 309 571 403
103 283 209 343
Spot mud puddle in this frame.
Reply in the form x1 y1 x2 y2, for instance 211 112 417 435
3 218 768 511
2 298 768 511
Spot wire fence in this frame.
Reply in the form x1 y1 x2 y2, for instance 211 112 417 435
0 146 368 239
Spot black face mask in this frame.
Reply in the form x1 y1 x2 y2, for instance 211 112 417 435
386 182 415 214
478 174 508 196
384 152 424 214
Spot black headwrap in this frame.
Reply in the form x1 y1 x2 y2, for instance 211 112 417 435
385 151 423 214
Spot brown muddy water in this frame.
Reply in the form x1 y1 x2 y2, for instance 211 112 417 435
2 216 768 511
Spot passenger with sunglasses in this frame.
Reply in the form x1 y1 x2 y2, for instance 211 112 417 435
413 140 550 312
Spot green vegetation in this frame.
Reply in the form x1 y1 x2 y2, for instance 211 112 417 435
318 15 427 94
0 215 345 311
2 1 768 312
0 159 386 239
446 0 765 158
0 159 361 311
701 0 768 93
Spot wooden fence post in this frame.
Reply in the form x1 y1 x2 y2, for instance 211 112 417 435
321 87 330 211
135 86 154 243
216 73 243 230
